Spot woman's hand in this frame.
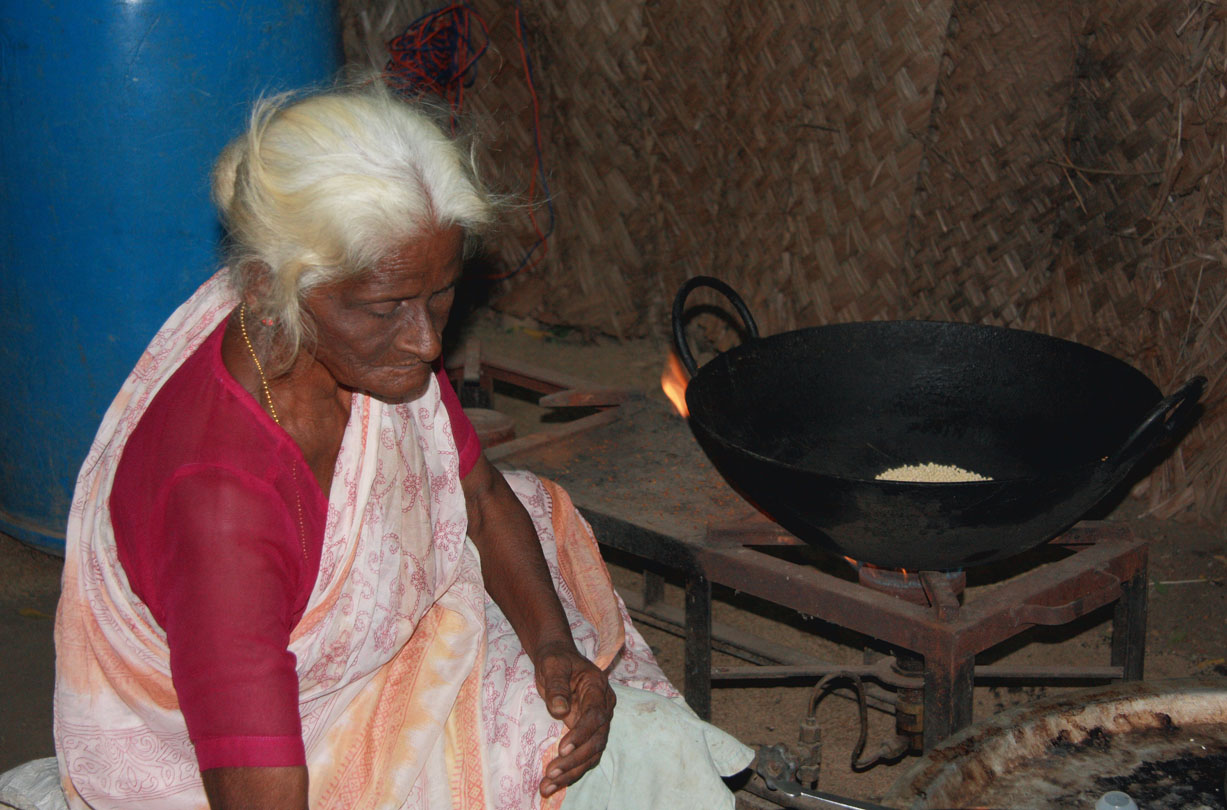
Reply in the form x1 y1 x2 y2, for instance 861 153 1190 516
533 641 617 798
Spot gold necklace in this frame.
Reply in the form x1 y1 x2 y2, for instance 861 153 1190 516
239 303 280 424
239 303 308 559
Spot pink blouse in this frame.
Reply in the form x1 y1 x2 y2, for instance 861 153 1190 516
110 321 480 770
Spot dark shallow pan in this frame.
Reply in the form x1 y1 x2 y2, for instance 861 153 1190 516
672 276 1205 571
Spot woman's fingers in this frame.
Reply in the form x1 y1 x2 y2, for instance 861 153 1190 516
538 655 574 719
533 649 617 796
556 681 613 754
541 714 610 795
541 757 600 796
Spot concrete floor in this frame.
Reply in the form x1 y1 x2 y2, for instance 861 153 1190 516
0 532 59 773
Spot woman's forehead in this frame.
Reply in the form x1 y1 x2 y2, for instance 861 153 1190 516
341 226 465 295
378 226 464 272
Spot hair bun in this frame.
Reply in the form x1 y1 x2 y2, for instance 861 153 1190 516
210 138 247 217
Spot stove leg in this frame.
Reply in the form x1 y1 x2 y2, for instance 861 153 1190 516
643 570 665 608
1111 569 1148 681
684 572 712 720
892 652 925 753
922 650 974 750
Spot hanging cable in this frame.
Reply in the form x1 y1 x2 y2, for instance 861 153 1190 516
482 1 554 280
385 4 489 118
384 2 553 281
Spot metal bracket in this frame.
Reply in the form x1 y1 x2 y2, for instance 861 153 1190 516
754 745 896 810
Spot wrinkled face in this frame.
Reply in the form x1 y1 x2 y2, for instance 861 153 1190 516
305 225 463 403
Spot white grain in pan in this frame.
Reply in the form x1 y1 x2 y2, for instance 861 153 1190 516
875 463 992 482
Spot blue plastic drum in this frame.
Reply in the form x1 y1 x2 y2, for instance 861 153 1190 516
0 1 340 553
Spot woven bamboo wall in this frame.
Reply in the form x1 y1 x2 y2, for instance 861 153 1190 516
903 0 1077 325
900 0 1227 520
341 0 1226 523
715 0 955 333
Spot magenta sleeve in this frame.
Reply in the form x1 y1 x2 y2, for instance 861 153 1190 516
436 365 481 478
153 465 308 769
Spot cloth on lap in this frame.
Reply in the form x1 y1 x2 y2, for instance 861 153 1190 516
561 685 752 810
0 758 67 810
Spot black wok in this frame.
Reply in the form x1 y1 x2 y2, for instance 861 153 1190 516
672 276 1205 571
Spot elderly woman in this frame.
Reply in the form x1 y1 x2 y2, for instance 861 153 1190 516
50 82 749 810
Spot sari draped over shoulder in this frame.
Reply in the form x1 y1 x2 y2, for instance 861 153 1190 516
53 273 676 810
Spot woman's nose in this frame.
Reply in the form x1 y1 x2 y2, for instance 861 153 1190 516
394 304 442 362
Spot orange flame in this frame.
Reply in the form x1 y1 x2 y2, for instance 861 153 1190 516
661 351 690 417
849 557 912 580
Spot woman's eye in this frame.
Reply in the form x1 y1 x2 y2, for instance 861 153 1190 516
368 301 401 318
430 288 456 310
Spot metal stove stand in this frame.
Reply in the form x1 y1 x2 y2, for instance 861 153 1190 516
686 519 1147 748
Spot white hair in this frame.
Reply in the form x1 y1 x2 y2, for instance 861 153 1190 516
211 79 495 367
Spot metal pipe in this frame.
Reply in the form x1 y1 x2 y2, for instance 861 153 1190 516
709 663 1125 683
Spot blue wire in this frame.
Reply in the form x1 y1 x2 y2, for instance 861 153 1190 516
386 5 487 99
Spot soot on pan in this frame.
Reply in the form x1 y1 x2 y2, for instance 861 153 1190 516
969 722 1227 809
1094 753 1227 809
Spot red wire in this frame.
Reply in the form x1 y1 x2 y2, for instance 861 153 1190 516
385 5 489 115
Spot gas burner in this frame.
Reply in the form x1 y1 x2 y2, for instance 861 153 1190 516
853 563 966 606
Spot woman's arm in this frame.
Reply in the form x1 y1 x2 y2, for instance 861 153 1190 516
146 469 314 810
461 454 616 797
202 766 308 810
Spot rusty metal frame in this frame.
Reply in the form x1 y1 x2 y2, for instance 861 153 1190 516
690 520 1148 748
445 341 634 463
581 500 1148 747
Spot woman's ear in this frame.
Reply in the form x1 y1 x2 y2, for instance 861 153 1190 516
239 261 274 314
